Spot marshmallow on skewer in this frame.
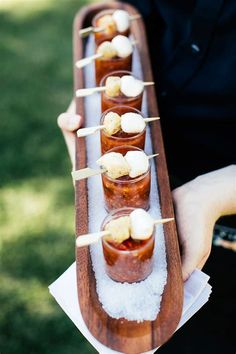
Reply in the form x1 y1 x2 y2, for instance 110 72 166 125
112 10 130 32
97 11 130 35
105 75 144 98
120 75 144 97
121 112 145 133
103 112 121 135
130 209 154 240
104 216 130 243
111 35 133 58
124 151 149 178
76 209 174 247
79 10 142 38
96 152 130 179
97 35 133 59
76 76 153 98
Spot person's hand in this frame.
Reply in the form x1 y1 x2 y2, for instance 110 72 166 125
57 100 83 169
172 165 236 281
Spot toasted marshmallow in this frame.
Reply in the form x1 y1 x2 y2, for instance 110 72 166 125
124 151 149 178
111 35 133 58
130 209 154 240
97 41 117 59
105 216 130 243
96 152 130 179
97 14 117 35
105 76 121 97
104 112 121 135
121 112 145 133
120 75 144 97
112 10 130 32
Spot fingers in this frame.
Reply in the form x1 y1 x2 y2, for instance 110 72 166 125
181 240 203 281
172 184 214 282
197 249 211 270
57 112 82 132
181 240 211 281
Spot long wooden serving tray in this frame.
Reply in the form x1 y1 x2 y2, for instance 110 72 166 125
73 2 183 353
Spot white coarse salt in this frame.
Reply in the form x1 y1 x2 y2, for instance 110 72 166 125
84 35 167 322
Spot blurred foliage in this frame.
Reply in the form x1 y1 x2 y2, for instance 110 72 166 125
0 0 97 353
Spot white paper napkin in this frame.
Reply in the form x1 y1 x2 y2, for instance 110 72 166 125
49 263 211 354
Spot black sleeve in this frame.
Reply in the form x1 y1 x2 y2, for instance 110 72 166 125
120 0 154 18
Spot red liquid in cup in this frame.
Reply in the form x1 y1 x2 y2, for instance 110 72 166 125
92 10 130 46
100 70 143 112
101 208 155 283
101 145 151 211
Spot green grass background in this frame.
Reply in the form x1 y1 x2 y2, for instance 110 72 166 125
0 0 97 352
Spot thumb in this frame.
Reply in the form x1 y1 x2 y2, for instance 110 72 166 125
180 221 212 281
181 238 203 281
57 112 82 132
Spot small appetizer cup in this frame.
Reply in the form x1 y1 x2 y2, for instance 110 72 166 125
95 53 132 86
101 207 155 283
92 9 130 46
101 145 151 211
100 105 146 154
100 70 143 112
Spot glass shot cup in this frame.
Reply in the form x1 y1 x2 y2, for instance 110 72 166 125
100 70 143 112
95 54 132 86
92 9 130 46
101 145 151 211
100 105 146 154
101 207 155 283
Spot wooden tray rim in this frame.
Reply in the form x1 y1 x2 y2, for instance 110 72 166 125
74 2 184 353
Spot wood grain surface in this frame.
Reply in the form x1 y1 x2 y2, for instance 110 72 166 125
74 2 183 353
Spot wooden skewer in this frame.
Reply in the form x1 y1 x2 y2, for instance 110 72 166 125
154 218 174 225
76 216 174 248
75 86 105 97
79 14 142 38
75 53 102 69
129 14 141 21
76 81 155 97
76 230 110 247
75 39 137 69
148 153 159 160
77 125 105 137
72 167 106 181
77 117 160 138
79 26 106 37
143 81 155 87
144 117 160 123
72 154 158 181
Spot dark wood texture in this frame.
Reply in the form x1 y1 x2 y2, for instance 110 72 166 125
74 2 183 353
